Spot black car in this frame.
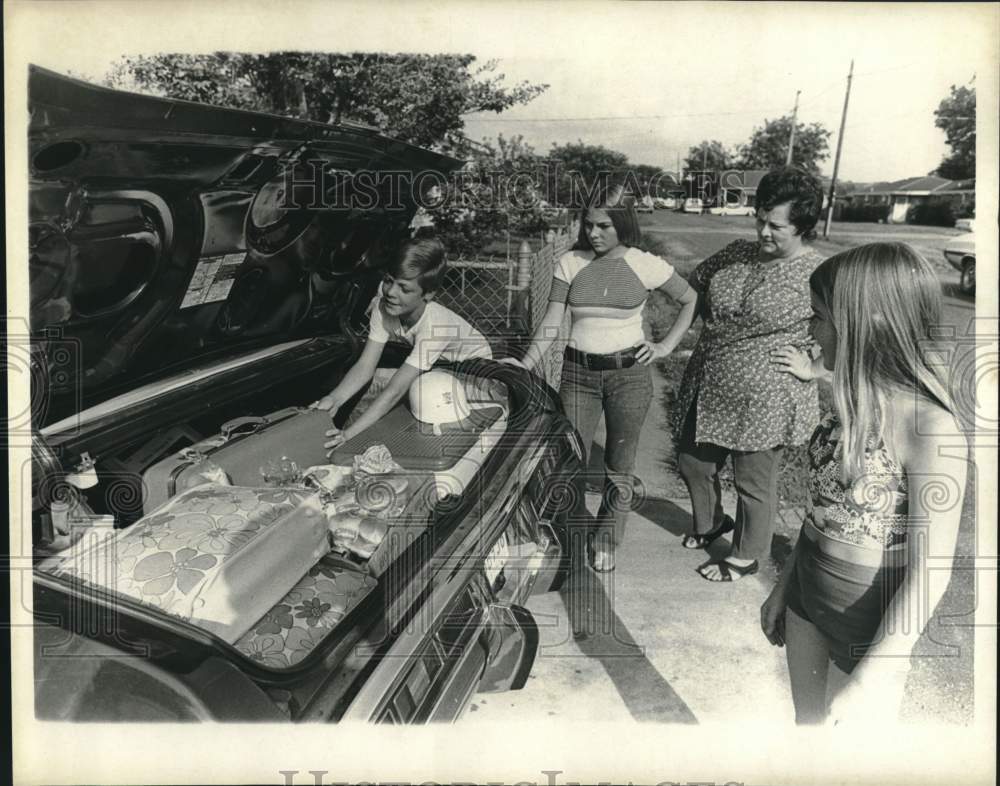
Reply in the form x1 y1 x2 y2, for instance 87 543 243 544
26 67 584 722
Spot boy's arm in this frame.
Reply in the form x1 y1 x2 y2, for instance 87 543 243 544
312 339 384 415
325 362 421 449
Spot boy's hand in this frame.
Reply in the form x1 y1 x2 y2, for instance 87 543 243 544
770 345 813 381
324 427 346 451
311 394 341 414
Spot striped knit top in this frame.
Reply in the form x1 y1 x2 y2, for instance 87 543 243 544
548 247 688 353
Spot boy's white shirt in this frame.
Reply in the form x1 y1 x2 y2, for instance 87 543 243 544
366 294 492 371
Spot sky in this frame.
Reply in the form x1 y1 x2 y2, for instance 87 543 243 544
7 1 998 183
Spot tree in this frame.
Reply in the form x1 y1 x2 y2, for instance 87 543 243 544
736 116 831 175
932 84 975 180
544 141 630 206
425 134 548 257
104 52 547 154
683 140 736 173
633 164 677 196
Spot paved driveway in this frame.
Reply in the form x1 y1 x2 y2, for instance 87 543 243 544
468 214 978 726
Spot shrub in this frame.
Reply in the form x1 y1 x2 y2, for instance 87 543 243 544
953 197 975 219
906 200 955 227
840 203 890 223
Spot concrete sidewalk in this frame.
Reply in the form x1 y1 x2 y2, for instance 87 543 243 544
466 360 795 724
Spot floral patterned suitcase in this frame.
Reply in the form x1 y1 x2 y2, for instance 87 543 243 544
50 484 332 645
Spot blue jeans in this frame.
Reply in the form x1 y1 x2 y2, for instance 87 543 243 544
559 356 653 547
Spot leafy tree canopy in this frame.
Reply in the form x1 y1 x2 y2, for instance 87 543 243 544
105 52 548 154
932 83 975 180
736 116 831 175
423 134 548 257
544 141 631 206
683 140 736 173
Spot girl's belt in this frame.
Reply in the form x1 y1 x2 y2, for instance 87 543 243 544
802 518 907 569
565 345 640 370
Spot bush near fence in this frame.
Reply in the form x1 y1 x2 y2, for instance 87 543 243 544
434 222 579 390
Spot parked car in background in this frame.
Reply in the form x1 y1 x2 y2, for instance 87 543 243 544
652 197 670 209
682 198 704 214
28 67 584 724
943 233 976 295
954 217 975 233
636 197 654 214
714 202 756 217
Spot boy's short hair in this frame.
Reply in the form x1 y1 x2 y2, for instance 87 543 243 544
388 237 447 294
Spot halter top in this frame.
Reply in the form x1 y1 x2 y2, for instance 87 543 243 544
805 413 909 551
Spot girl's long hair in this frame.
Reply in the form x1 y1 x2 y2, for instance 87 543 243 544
573 178 642 250
810 242 953 481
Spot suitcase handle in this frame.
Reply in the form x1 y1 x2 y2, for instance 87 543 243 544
220 416 267 440
220 407 304 440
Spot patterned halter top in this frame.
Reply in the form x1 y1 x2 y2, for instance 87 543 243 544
805 413 909 551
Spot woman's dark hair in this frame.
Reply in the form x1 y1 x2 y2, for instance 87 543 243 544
756 166 825 241
387 237 447 293
574 178 642 250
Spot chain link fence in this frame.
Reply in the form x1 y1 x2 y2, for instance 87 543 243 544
434 255 520 352
435 220 579 390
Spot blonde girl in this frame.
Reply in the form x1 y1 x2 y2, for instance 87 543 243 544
764 241 968 724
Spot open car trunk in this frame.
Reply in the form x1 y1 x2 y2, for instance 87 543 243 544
33 359 581 721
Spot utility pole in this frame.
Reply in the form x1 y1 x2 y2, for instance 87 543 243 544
786 90 801 166
702 143 710 207
823 61 854 239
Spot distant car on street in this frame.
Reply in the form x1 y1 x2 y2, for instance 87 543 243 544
954 217 975 233
713 202 756 217
943 233 976 295
636 198 654 214
652 197 671 209
682 198 704 214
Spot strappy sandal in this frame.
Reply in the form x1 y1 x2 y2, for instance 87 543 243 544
697 558 759 582
681 515 735 549
587 538 616 573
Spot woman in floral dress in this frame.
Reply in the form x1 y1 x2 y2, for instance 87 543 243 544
676 167 827 581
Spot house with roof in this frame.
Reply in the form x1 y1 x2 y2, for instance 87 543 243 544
712 169 833 210
842 176 975 224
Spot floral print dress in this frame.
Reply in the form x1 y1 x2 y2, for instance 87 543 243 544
678 239 824 451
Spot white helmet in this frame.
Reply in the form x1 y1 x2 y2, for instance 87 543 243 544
408 370 472 430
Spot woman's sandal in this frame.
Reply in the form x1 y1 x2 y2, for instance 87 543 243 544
589 545 616 573
697 558 759 582
681 515 735 550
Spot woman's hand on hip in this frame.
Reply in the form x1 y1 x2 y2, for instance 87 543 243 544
636 340 671 365
770 345 814 381
760 588 787 647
